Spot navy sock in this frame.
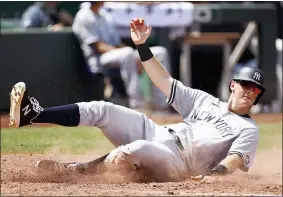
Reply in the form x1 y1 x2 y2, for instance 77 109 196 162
33 104 80 126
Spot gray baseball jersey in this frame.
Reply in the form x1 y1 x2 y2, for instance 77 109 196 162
165 79 259 175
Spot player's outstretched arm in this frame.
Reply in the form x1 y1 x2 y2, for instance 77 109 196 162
191 154 244 183
217 154 244 174
130 18 173 98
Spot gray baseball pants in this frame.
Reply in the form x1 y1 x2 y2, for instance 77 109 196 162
77 101 187 181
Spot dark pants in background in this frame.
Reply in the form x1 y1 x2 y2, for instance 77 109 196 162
102 67 129 107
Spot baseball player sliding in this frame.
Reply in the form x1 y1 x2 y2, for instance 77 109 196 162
9 18 265 183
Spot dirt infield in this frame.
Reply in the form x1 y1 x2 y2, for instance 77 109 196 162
1 113 282 196
1 151 282 196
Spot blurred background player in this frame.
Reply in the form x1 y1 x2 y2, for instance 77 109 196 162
72 1 172 110
20 1 73 31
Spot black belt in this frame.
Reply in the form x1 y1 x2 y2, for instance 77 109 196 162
167 128 185 151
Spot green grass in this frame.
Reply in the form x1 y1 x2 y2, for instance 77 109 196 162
1 123 282 154
1 126 114 154
257 123 282 150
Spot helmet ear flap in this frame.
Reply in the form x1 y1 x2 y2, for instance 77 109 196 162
253 90 264 105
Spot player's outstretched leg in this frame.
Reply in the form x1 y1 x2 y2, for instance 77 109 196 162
9 82 158 146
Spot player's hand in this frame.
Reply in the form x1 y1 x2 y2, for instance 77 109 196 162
190 175 220 184
130 18 152 45
48 23 64 31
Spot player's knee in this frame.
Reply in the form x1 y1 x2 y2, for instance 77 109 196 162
104 145 139 170
104 140 150 170
126 140 152 154
124 140 154 166
120 46 135 58
150 46 168 57
126 140 181 181
122 46 135 54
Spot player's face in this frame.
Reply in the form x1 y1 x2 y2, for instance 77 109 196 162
230 80 262 107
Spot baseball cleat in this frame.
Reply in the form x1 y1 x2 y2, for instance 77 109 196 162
35 160 87 175
9 82 43 127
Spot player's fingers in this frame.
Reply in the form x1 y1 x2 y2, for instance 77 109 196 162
200 176 217 184
146 24 152 34
133 18 139 23
139 18 144 24
200 179 206 183
131 18 137 25
200 176 210 183
130 22 136 31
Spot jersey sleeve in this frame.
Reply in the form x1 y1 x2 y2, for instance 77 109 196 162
166 79 217 118
80 21 101 45
72 13 100 46
227 128 259 172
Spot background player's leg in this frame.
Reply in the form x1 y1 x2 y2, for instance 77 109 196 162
77 101 157 147
100 47 142 108
133 46 171 110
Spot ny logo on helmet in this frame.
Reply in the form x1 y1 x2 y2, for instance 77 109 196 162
253 72 261 81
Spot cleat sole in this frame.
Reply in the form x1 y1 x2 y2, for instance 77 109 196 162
9 82 26 128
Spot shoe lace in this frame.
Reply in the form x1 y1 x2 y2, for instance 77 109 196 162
29 97 43 113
